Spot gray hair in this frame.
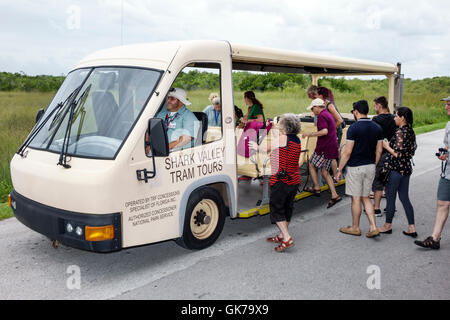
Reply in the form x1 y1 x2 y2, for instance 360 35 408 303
212 97 220 105
279 113 301 135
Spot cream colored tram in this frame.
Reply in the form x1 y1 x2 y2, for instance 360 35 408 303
9 41 401 251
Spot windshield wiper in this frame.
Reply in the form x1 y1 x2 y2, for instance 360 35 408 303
57 84 91 168
17 86 81 157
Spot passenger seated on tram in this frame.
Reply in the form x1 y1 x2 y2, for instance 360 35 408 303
203 97 222 127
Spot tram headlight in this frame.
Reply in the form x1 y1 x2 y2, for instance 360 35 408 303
66 223 74 233
75 226 83 237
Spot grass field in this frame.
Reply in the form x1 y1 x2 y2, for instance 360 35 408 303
0 88 448 221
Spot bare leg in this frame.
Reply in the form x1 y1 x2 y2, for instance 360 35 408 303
431 200 450 241
276 221 291 241
308 162 320 190
374 190 383 210
350 196 362 231
331 159 338 178
321 167 339 199
362 196 377 232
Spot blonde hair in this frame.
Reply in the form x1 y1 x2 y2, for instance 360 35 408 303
209 92 219 102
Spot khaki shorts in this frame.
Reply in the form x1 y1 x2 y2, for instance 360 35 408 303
346 164 376 197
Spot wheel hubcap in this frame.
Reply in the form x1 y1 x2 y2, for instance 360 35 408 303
190 200 219 240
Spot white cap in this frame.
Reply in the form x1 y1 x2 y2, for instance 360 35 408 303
307 98 325 110
168 87 191 106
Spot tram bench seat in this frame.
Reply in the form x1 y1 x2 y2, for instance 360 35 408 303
236 121 318 178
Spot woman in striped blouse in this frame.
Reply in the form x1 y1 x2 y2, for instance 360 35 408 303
249 114 302 252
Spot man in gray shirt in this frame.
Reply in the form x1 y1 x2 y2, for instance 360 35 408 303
415 96 450 250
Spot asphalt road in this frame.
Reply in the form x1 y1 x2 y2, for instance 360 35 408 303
0 129 449 300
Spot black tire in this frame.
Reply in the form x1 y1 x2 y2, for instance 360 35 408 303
176 187 226 250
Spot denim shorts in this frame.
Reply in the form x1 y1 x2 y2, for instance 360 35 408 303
437 177 450 202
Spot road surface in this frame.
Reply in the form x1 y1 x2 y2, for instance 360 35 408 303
0 129 448 300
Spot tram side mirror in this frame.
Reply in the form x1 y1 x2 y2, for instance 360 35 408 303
35 108 45 124
148 118 169 157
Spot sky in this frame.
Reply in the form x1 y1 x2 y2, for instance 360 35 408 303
1 0 449 79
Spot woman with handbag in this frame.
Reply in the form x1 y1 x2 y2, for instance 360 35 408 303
378 107 417 237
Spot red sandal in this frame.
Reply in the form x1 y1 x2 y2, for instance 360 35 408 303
274 237 294 252
267 235 283 243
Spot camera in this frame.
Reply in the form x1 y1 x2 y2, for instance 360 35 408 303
276 169 291 181
435 148 448 157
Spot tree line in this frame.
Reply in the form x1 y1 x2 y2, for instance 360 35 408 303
1 71 449 95
0 72 65 92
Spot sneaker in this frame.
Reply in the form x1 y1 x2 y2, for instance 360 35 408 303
414 236 440 250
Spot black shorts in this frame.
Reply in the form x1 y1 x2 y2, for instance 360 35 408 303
372 153 388 192
269 182 299 224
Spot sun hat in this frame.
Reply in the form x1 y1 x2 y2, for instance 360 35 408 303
168 87 191 106
352 100 369 115
440 96 450 101
307 98 325 110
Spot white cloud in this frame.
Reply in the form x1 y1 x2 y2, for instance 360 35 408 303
0 0 449 79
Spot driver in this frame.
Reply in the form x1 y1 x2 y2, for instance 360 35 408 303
155 88 198 151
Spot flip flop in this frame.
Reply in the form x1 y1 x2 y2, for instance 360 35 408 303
327 196 342 209
304 186 320 197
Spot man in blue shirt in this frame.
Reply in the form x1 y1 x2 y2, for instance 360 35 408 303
335 100 383 238
156 88 199 151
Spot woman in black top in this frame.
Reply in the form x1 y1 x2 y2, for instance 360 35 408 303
378 107 417 237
